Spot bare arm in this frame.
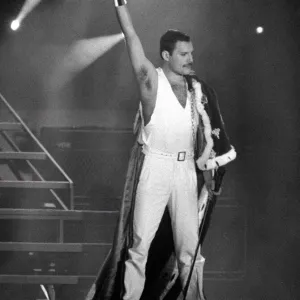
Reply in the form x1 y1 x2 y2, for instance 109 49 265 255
115 3 157 91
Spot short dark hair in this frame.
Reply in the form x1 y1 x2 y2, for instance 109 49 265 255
160 29 191 59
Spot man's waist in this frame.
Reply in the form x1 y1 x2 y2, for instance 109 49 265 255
142 145 194 161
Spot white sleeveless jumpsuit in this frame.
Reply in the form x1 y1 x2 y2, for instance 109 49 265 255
123 68 205 300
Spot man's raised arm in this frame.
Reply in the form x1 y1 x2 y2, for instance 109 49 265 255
114 0 157 88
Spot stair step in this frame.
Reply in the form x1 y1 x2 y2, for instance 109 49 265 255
0 181 70 189
0 242 85 252
0 208 118 222
0 242 110 253
0 244 110 276
0 122 22 130
0 275 78 284
0 152 47 160
0 209 118 245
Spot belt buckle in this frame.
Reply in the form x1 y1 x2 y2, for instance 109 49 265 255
177 151 186 161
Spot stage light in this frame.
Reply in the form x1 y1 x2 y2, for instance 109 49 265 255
256 26 264 34
10 0 42 31
10 20 21 31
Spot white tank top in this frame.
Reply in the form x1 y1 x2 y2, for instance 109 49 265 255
140 68 194 153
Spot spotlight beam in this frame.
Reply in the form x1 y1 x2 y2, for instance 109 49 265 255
49 33 124 89
64 33 124 71
18 0 42 22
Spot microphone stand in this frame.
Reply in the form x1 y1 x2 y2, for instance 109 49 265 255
182 167 226 300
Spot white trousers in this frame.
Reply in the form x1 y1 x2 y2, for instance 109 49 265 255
123 150 205 300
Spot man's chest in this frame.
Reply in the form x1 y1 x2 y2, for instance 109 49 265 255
170 84 187 108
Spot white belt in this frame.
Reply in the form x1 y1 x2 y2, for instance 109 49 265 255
143 145 194 161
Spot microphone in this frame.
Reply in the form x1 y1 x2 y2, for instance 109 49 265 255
187 70 200 82
184 70 199 91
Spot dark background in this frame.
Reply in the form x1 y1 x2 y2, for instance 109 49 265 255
0 0 300 299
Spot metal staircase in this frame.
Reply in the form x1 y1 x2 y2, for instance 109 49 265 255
0 92 74 211
0 93 117 300
0 208 117 300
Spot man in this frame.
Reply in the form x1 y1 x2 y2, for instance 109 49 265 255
86 0 236 299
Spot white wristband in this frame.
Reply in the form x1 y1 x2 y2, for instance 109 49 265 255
114 0 127 7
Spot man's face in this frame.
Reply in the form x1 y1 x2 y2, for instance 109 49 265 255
167 41 194 75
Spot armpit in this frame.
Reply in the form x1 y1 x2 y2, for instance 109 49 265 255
137 66 152 90
137 66 148 81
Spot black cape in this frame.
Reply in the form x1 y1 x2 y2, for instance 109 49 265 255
85 79 236 300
